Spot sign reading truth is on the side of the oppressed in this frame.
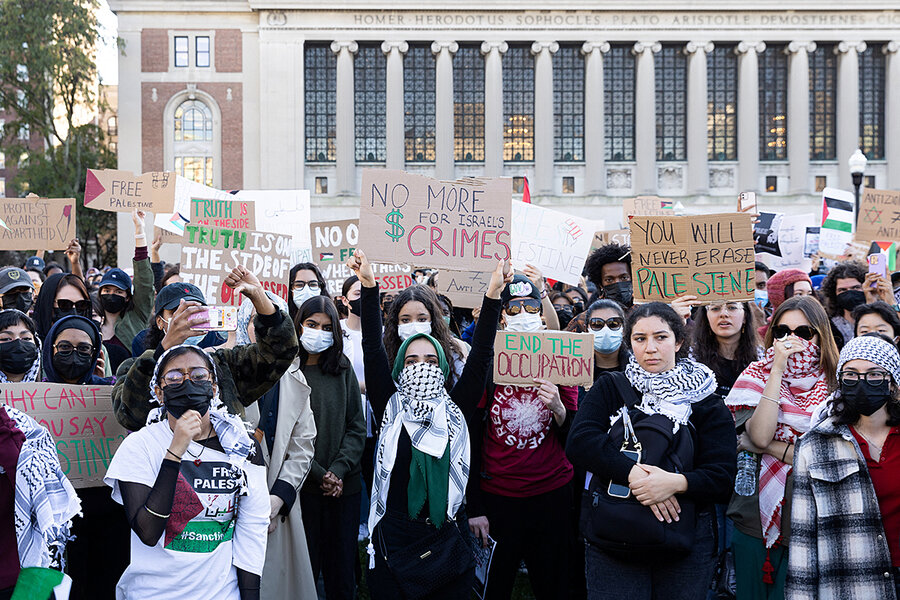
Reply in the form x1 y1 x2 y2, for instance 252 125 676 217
629 213 755 303
358 169 512 272
0 383 127 488
493 331 594 387
84 169 177 213
0 197 76 250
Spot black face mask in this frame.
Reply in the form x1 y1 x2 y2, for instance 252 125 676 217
163 380 214 419
382 301 393 315
0 339 38 375
348 298 362 317
2 291 33 314
603 281 634 308
555 305 574 328
841 379 892 416
836 289 866 312
51 351 93 382
100 294 127 314
572 301 585 316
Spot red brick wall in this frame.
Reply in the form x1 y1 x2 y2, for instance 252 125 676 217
141 29 169 72
141 83 244 190
215 30 242 72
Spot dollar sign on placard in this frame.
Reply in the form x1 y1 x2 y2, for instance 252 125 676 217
385 209 405 242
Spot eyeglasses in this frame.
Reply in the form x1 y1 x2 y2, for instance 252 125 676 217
54 342 94 356
505 300 541 315
588 317 624 331
291 281 320 291
772 324 817 341
707 303 743 315
55 299 92 313
838 370 891 386
161 367 212 386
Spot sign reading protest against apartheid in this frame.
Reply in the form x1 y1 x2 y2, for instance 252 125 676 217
0 383 127 488
819 187 856 257
511 201 601 286
856 188 900 243
0 197 76 250
359 169 512 272
433 270 492 309
180 226 293 306
84 169 176 213
493 331 594 387
622 196 675 223
629 213 755 303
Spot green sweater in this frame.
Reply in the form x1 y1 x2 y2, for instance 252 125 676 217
300 361 366 497
114 256 155 348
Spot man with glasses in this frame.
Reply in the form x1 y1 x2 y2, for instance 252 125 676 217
0 267 35 314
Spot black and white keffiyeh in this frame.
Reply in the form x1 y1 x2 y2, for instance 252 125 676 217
624 355 717 431
365 361 470 568
837 334 900 383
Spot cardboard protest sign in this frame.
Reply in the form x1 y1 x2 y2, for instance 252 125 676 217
84 169 176 212
493 331 594 386
235 190 312 263
0 383 127 488
629 213 755 303
312 219 358 265
0 197 76 250
190 198 256 230
434 270 491 309
819 187 855 257
622 196 675 223
511 201 600 286
856 188 900 243
316 260 412 296
592 229 630 250
180 226 293 306
359 169 512 272
756 214 814 272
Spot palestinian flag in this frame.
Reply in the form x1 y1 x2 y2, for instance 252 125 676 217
660 200 674 210
821 193 854 233
319 252 334 261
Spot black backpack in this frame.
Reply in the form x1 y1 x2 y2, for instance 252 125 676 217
580 371 698 554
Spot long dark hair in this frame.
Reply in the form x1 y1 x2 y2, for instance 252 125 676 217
691 302 761 379
831 332 900 426
0 309 37 338
624 302 689 360
294 295 348 376
765 295 839 387
587 299 628 371
852 301 900 339
33 273 90 341
383 285 462 369
288 262 330 321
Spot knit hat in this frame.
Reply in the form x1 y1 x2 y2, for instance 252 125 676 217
837 334 900 385
766 269 813 310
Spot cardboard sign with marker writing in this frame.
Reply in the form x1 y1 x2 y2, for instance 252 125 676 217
622 196 675 222
0 197 76 250
358 169 512 271
0 383 127 488
591 229 631 253
190 198 256 230
84 169 176 212
856 188 900 243
629 213 755 304
434 269 491 309
493 331 594 387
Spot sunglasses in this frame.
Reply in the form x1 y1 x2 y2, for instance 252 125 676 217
505 300 541 316
588 317 624 331
772 324 817 341
56 299 92 313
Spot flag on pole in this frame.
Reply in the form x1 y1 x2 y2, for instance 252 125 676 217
522 176 531 204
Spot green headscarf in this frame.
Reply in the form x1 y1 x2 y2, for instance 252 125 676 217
391 332 450 380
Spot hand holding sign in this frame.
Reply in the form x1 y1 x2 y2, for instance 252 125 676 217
347 249 377 288
534 378 565 423
224 265 275 316
132 209 147 239
487 259 513 300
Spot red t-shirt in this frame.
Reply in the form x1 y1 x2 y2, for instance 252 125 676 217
851 426 900 567
479 384 577 497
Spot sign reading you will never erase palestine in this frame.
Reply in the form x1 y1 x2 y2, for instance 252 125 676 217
629 213 755 303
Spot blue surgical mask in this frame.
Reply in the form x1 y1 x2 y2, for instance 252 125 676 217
292 286 317 308
300 328 334 354
184 334 205 346
754 288 768 308
593 327 623 354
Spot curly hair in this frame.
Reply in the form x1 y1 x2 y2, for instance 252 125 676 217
820 261 866 317
584 242 631 288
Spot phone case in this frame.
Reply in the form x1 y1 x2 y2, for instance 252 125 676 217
191 307 238 331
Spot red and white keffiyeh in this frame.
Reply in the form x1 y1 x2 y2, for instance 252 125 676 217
725 338 829 547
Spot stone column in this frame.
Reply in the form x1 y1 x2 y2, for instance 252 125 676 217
432 41 458 181
331 40 358 195
786 41 816 194
835 41 866 189
532 41 559 194
885 42 900 189
481 41 508 176
582 42 610 195
633 41 661 194
382 41 409 171
735 42 765 192
685 41 714 195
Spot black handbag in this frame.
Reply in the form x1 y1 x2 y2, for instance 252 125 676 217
377 514 474 599
581 372 698 555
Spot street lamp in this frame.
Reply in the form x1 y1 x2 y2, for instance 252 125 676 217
848 148 868 226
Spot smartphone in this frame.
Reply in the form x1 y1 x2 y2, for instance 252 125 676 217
190 306 238 332
868 253 888 283
607 448 641 499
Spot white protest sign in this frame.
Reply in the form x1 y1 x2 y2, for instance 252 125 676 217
154 177 231 235
756 214 814 272
234 190 312 263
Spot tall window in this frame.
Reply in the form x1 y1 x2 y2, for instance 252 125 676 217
173 99 214 186
195 36 210 68
554 45 584 162
304 43 336 162
404 44 436 162
759 45 788 160
503 45 534 162
174 36 189 67
656 45 687 161
354 45 386 162
859 44 885 160
604 45 635 161
809 44 836 160
453 45 485 162
707 45 737 161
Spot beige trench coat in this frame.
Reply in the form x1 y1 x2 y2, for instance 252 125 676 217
259 361 318 600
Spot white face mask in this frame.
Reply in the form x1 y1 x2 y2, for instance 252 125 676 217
505 312 543 332
300 328 334 354
292 286 317 308
593 327 623 354
398 321 432 341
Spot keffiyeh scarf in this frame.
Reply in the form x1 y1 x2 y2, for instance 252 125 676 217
624 355 718 432
725 338 829 547
3 405 81 570
366 361 470 568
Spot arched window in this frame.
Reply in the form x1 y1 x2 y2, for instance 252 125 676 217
171 98 216 186
174 100 213 142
